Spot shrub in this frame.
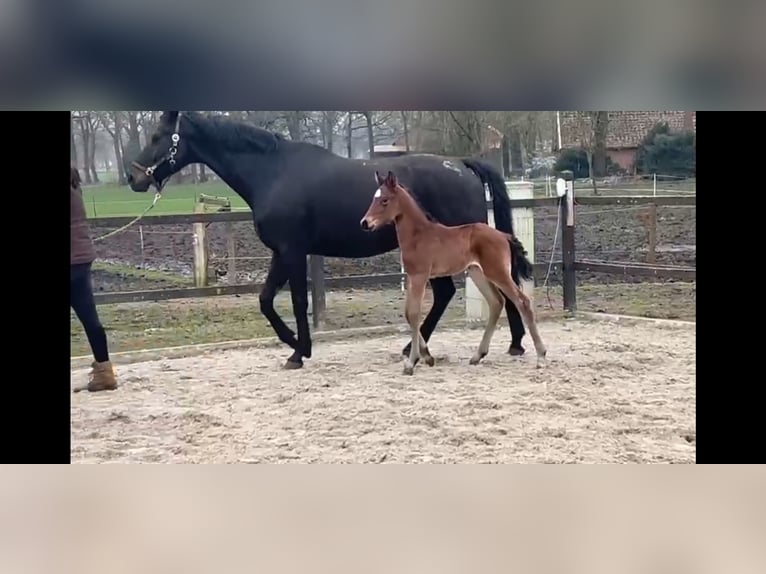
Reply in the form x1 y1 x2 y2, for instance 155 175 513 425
635 122 695 177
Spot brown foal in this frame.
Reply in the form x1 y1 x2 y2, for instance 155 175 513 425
361 170 547 375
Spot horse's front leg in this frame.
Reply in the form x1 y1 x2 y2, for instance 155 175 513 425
283 253 312 369
259 252 299 352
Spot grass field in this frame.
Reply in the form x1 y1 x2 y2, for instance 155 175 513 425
82 176 695 218
82 181 249 217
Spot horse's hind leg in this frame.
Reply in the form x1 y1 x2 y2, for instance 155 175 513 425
488 271 547 368
466 266 504 365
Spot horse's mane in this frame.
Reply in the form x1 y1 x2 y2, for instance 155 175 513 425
186 112 283 154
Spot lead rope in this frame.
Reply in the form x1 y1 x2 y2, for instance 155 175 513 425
92 192 162 242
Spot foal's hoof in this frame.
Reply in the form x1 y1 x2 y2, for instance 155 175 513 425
469 352 487 366
508 344 525 357
424 355 435 367
403 364 414 376
283 358 304 370
536 350 548 369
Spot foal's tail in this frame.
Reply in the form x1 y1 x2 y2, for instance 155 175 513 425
506 234 534 282
462 157 533 282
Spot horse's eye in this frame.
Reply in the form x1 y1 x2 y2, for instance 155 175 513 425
381 199 389 206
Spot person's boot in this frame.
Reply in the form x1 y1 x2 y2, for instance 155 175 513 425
73 361 118 393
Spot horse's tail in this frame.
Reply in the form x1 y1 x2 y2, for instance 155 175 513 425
462 157 533 281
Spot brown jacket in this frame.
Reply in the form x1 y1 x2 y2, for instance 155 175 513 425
71 168 96 265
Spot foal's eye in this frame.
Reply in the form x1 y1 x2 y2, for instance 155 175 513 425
381 199 389 206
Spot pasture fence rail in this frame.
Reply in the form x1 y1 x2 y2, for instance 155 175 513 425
89 188 696 326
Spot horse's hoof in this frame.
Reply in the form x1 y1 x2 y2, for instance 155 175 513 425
403 365 414 376
470 351 487 365
283 359 303 370
424 355 435 367
508 345 525 357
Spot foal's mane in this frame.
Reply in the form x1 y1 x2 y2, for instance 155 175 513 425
186 112 283 154
396 182 437 223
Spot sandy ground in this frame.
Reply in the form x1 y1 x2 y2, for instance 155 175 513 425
71 317 696 463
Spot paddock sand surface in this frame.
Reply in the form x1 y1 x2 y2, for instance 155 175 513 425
71 318 696 463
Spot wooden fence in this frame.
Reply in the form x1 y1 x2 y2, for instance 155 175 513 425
91 191 696 325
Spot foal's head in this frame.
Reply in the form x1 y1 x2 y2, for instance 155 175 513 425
360 171 406 231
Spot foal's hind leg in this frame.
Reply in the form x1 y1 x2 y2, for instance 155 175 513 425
466 266 504 365
487 271 547 368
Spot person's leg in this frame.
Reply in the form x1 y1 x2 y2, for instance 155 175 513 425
71 263 116 392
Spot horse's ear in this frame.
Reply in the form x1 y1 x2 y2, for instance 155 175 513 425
386 170 398 188
375 171 384 186
161 111 179 124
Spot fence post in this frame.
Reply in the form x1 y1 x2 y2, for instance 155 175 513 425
561 170 577 313
309 255 326 329
465 184 493 322
465 180 535 322
646 203 657 264
508 181 535 301
226 222 237 282
192 201 209 288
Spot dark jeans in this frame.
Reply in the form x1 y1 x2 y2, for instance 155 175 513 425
71 262 109 363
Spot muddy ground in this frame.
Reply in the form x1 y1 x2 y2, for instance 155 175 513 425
70 317 696 464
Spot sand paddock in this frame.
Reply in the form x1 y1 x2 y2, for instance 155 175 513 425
71 317 696 463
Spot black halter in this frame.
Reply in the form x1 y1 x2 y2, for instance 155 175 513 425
130 113 183 191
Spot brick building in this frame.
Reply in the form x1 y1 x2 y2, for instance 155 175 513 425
560 111 696 174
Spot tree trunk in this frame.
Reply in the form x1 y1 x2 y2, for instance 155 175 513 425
364 111 375 158
508 127 523 176
87 119 100 183
551 111 559 153
79 119 92 185
199 163 209 183
400 111 410 152
346 112 353 158
70 113 78 167
286 111 303 141
592 111 609 177
111 112 127 185
586 149 599 195
501 135 510 177
413 111 424 151
124 112 142 170
322 111 336 153
191 163 199 183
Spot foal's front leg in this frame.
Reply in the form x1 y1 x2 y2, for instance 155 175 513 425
403 275 429 375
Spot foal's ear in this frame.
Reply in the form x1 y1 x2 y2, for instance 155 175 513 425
375 171 384 186
385 170 398 188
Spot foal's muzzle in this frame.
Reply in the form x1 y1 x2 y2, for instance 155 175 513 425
360 218 371 231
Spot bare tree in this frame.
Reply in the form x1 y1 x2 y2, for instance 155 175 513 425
97 112 127 185
592 111 609 178
70 112 78 167
346 112 354 158
362 111 374 158
571 112 600 194
400 111 410 152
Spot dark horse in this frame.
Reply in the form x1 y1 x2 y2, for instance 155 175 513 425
128 111 532 369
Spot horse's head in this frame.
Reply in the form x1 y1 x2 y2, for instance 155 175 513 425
360 171 404 231
128 111 192 192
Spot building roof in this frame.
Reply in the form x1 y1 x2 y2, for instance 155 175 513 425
560 111 696 150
